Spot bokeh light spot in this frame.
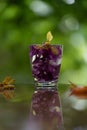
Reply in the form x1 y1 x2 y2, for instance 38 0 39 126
29 0 53 16
63 0 75 5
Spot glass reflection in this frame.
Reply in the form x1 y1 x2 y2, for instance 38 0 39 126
29 86 64 130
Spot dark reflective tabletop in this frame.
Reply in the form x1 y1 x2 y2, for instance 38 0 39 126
0 84 87 130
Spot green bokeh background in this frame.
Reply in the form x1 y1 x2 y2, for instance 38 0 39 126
0 0 87 84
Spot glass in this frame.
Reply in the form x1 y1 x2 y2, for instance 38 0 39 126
29 86 64 130
29 44 63 87
29 43 64 129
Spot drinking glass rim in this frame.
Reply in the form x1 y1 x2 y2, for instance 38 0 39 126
29 44 63 47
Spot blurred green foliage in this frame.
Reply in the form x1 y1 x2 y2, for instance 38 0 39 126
0 0 87 84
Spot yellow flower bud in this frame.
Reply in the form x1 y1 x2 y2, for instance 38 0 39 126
47 31 53 43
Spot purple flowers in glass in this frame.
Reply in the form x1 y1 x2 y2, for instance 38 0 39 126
30 44 63 87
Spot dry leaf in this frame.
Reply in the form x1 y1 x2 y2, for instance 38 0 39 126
47 31 53 42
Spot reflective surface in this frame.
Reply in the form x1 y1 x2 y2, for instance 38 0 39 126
0 84 87 130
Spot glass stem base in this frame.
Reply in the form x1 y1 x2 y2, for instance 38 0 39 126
35 80 58 88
